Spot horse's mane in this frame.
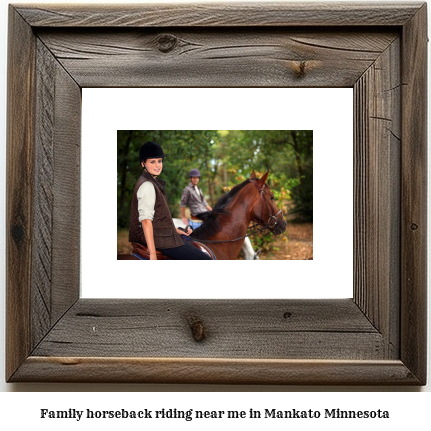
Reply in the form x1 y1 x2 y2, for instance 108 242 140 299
190 178 256 240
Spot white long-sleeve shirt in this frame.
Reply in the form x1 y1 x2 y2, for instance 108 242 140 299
137 181 156 221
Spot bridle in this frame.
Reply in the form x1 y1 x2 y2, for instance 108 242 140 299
188 179 283 244
250 178 283 230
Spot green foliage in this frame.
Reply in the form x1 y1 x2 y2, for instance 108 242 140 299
250 230 274 252
219 130 313 222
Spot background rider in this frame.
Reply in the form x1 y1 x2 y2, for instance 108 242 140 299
180 169 212 230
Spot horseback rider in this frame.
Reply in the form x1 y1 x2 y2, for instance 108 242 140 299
180 168 212 230
129 141 212 260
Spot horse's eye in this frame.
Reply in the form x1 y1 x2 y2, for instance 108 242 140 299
270 196 274 200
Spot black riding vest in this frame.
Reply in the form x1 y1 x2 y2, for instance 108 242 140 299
129 171 183 249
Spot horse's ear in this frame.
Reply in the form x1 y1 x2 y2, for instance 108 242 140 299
251 170 257 179
258 170 269 186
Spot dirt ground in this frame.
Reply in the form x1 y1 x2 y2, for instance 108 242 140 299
117 230 133 255
258 223 313 260
117 223 312 260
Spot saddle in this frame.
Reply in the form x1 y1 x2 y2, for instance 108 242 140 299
131 239 216 260
131 243 169 260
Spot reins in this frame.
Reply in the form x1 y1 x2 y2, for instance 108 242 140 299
188 222 268 244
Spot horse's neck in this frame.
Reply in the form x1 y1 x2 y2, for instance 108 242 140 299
222 190 255 235
207 187 256 259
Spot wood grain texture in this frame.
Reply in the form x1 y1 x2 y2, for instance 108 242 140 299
49 50 81 324
12 357 421 385
400 3 428 384
32 40 81 352
7 7 82 381
32 39 81 346
37 29 398 88
353 38 401 358
6 7 36 382
32 299 383 360
6 2 427 385
32 40 56 347
15 2 423 27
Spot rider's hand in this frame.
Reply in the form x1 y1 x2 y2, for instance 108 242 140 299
149 252 157 260
177 227 192 236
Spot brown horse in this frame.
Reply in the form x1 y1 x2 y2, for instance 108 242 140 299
118 170 287 260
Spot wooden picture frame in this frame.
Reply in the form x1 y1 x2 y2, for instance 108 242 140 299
6 2 427 385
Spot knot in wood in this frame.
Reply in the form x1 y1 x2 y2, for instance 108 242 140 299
294 61 307 78
157 34 178 53
186 314 206 342
11 223 25 245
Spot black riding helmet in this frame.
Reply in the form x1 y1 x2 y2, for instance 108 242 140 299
139 141 165 163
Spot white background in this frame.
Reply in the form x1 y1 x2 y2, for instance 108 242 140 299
0 0 430 420
81 87 353 299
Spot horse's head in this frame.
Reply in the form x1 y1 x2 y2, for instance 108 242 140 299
250 170 287 235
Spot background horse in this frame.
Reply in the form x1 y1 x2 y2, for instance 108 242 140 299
118 170 286 260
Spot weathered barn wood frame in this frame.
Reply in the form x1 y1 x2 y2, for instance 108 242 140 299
6 2 427 384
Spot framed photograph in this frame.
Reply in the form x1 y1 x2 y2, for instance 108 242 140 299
114 127 315 263
6 2 427 384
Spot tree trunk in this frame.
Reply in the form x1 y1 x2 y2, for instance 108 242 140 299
119 131 133 211
290 131 305 180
